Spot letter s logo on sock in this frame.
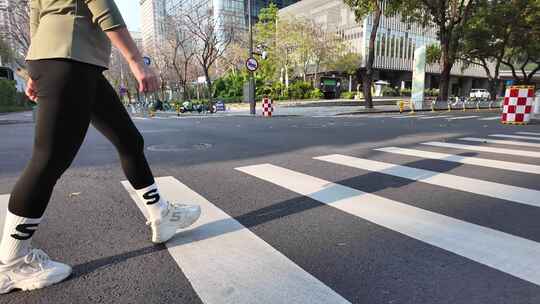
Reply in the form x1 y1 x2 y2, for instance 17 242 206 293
11 223 39 240
143 189 161 205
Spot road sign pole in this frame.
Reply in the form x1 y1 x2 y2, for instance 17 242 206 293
248 0 256 115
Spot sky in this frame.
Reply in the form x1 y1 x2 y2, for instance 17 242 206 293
115 0 141 31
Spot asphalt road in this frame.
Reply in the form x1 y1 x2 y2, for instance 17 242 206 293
1 110 540 304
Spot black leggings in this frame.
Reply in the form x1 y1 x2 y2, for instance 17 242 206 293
8 59 154 218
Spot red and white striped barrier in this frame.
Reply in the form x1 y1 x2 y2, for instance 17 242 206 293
262 97 273 117
502 86 535 125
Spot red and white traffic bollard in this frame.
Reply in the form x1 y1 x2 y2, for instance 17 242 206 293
262 97 273 117
501 86 534 125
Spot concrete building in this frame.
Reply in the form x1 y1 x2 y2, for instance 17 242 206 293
140 0 167 53
279 0 490 97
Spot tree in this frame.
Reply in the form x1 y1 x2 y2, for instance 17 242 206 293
457 0 514 98
185 10 234 101
164 14 197 101
330 52 362 92
498 0 540 85
1 0 30 65
401 0 479 101
344 0 404 108
0 37 14 65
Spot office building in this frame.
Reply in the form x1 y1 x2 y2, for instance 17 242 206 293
140 0 167 53
279 0 490 96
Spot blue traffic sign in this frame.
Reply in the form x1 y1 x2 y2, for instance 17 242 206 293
143 56 151 66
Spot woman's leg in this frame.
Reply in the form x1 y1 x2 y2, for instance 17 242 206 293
1 60 101 263
90 75 166 220
90 74 154 189
90 75 201 242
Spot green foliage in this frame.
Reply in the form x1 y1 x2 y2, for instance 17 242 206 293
341 91 355 99
425 88 440 97
288 81 314 100
426 44 442 64
330 52 362 75
0 79 17 106
400 88 411 96
381 86 398 96
343 0 403 22
310 88 324 100
213 72 248 98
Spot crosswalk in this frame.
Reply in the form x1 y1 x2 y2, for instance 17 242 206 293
1 130 540 302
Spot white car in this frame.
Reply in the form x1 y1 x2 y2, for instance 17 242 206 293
470 89 490 100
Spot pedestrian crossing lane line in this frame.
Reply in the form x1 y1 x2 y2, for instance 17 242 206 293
422 141 540 158
478 116 501 121
0 195 9 236
121 177 350 304
314 154 540 208
489 134 540 141
517 132 540 136
375 147 540 175
460 137 540 148
446 116 479 120
235 164 540 286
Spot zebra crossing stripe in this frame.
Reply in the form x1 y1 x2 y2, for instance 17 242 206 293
478 116 501 121
314 154 540 208
0 195 9 236
460 137 540 148
235 164 540 286
122 177 349 304
517 132 540 136
489 134 540 141
422 142 540 158
375 147 540 175
446 116 480 120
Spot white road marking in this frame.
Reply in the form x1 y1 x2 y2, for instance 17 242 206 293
391 115 427 119
314 154 540 208
140 129 180 134
422 142 540 158
131 117 149 120
446 116 479 120
460 137 540 148
0 195 9 236
517 132 540 136
489 134 540 141
418 115 451 120
122 177 349 304
236 164 540 286
478 116 501 121
375 147 540 175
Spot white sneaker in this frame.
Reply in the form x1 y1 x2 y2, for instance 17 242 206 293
0 249 72 294
147 202 201 244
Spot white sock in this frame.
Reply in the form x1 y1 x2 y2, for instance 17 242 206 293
0 211 42 264
135 183 167 221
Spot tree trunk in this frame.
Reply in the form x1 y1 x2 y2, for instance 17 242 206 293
439 33 453 101
204 68 213 102
364 7 381 108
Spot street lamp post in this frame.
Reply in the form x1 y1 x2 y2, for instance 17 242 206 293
248 0 256 115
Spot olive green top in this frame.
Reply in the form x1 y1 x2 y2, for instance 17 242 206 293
26 0 126 68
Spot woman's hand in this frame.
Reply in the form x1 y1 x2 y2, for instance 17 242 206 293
129 60 159 93
25 78 38 102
